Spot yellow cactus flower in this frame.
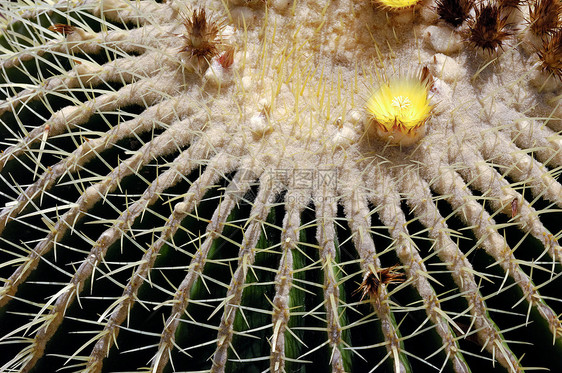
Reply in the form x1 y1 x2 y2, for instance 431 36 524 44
366 71 432 146
373 0 422 10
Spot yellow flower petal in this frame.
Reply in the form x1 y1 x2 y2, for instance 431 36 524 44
374 0 422 10
366 74 432 146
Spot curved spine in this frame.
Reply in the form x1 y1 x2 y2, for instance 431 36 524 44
399 168 522 372
344 163 471 373
0 99 203 234
0 74 179 170
150 169 256 372
85 155 239 372
210 177 276 372
270 190 307 373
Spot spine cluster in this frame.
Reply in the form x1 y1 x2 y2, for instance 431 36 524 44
180 8 225 66
435 0 474 27
465 3 511 52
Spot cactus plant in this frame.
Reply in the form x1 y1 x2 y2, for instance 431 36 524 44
0 0 561 372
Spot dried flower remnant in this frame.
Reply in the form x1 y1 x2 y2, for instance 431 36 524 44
48 24 75 35
366 67 433 146
529 0 562 36
466 4 512 53
419 65 433 89
217 46 235 68
180 8 224 64
354 265 405 301
498 0 522 9
435 0 474 27
537 29 562 80
511 197 519 217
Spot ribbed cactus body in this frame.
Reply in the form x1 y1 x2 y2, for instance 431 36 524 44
0 0 561 372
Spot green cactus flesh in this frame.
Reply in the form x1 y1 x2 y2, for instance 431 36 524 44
0 0 561 372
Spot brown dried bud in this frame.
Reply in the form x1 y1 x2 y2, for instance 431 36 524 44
353 265 405 301
180 8 224 64
217 47 235 69
48 24 75 35
498 0 522 9
419 65 433 89
537 30 562 80
466 4 512 53
529 0 562 37
435 0 474 27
